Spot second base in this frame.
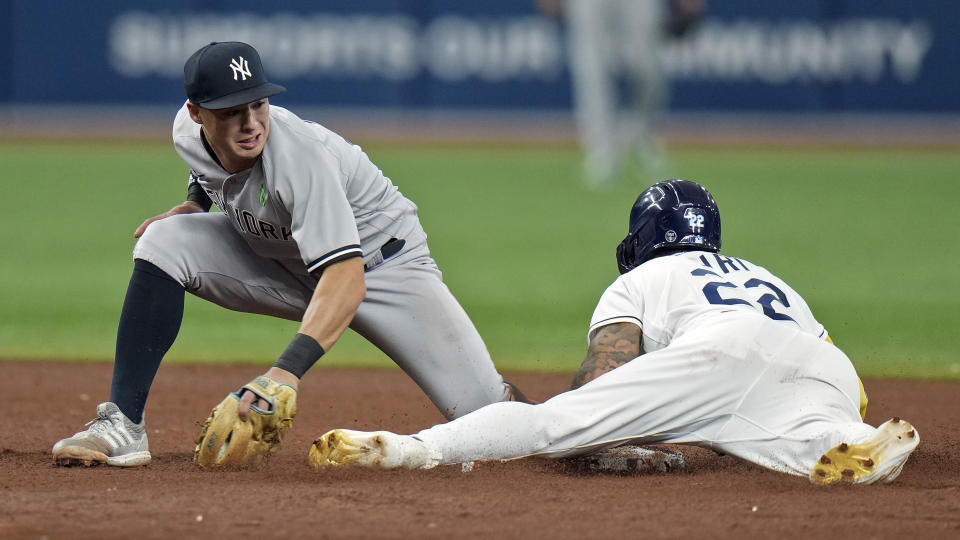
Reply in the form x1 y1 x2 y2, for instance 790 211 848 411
561 445 685 475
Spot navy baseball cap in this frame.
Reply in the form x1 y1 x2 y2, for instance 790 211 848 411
184 41 285 109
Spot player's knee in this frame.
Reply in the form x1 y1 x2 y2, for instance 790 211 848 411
136 215 185 246
132 218 192 284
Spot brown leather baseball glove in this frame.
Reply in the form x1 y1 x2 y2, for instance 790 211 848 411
194 375 297 468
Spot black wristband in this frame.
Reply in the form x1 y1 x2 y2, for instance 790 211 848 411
273 333 325 378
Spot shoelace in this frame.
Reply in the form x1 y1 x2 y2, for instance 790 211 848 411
83 410 121 435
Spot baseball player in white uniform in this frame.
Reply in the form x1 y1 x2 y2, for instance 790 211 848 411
51 41 528 468
311 180 919 485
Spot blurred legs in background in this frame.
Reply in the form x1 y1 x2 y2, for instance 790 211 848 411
559 0 703 189
565 0 668 189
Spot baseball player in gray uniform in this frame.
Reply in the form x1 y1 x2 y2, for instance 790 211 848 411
312 180 919 486
51 41 528 468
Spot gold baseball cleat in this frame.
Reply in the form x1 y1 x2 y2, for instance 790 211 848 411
809 417 919 485
309 429 440 470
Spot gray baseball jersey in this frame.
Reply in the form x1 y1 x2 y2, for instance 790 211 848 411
133 102 511 419
172 102 426 279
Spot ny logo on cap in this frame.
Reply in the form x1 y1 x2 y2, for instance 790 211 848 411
229 56 253 81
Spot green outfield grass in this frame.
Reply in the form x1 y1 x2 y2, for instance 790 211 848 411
1 140 957 379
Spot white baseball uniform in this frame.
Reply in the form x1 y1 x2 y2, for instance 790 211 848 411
414 250 875 476
133 102 511 419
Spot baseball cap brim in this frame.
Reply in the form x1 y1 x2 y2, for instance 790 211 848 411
194 82 286 110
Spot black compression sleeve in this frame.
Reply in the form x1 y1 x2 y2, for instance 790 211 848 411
187 180 213 211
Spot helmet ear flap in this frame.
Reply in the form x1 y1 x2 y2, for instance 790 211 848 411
616 231 643 274
616 234 633 274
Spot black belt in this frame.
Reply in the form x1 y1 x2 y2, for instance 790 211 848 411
364 238 405 271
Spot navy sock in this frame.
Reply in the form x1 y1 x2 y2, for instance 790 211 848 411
109 259 184 424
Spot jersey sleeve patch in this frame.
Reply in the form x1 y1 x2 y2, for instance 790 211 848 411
307 245 363 277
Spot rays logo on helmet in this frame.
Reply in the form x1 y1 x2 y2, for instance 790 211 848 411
684 208 705 233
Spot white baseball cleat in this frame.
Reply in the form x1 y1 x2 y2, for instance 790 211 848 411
809 417 919 485
52 402 151 467
309 429 440 470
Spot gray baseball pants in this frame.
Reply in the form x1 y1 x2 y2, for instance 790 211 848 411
132 212 510 420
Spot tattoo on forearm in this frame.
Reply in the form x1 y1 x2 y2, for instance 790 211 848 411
570 323 641 389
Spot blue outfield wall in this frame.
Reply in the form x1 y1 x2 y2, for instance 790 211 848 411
2 0 957 112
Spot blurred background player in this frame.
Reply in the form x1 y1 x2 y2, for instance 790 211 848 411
539 0 705 188
311 179 919 486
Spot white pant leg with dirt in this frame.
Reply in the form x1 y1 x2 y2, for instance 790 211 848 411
133 212 510 420
415 313 873 476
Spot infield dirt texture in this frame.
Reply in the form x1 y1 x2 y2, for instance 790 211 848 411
2 360 958 539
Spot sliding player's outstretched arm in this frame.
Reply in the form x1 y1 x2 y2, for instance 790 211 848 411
571 322 642 390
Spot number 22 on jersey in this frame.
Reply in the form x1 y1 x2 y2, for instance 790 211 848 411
691 253 795 322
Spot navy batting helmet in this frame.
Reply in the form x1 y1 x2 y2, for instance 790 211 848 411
615 179 721 274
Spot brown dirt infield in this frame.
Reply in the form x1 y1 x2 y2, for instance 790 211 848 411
2 360 958 540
